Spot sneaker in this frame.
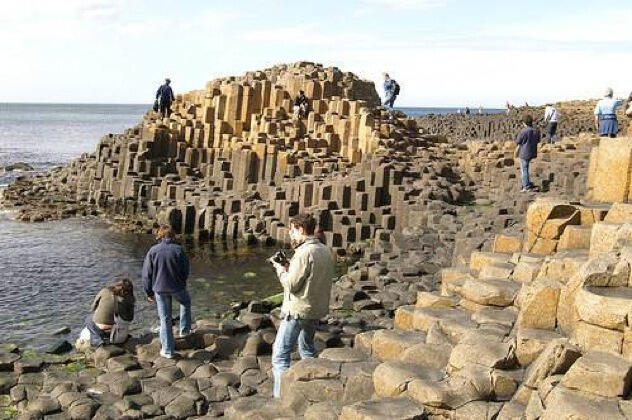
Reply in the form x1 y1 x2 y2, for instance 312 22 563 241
159 351 175 359
520 188 528 192
178 330 191 339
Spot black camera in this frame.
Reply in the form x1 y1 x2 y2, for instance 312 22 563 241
268 250 289 266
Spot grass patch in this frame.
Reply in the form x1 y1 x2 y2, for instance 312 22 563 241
62 361 86 374
0 405 18 419
263 292 284 307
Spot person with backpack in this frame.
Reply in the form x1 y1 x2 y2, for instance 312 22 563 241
156 78 175 118
382 73 399 118
544 103 560 143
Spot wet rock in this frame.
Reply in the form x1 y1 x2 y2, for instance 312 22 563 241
45 340 72 355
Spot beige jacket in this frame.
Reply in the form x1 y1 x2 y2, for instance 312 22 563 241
279 238 335 319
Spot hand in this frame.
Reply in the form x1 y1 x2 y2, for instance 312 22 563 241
147 296 155 304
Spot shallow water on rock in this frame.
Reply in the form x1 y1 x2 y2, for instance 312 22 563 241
0 210 281 351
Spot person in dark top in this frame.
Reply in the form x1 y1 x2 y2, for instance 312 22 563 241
464 107 470 115
514 114 540 192
293 90 309 118
156 78 175 118
84 278 135 347
142 224 191 358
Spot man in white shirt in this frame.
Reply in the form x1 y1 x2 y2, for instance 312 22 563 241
544 104 560 143
594 88 624 138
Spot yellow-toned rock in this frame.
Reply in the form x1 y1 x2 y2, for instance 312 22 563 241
574 286 632 331
605 203 632 224
516 278 561 330
587 137 632 203
372 329 426 362
493 234 522 254
572 320 622 354
469 252 509 272
415 292 458 309
558 226 592 250
372 361 443 397
516 328 563 366
512 260 542 283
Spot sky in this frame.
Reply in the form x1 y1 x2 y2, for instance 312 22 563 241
1 0 632 107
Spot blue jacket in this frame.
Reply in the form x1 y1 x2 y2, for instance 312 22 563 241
514 126 540 160
156 84 175 104
142 238 189 296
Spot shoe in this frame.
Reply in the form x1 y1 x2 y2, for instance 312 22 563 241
160 351 175 359
178 330 191 339
520 188 528 192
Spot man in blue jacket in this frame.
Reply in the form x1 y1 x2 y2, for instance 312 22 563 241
142 224 191 358
156 78 175 118
514 114 540 192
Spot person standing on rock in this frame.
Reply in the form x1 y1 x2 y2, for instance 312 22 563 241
293 90 309 119
594 87 624 138
514 114 540 192
544 103 560 143
269 214 335 398
156 78 175 118
382 73 399 119
142 224 192 359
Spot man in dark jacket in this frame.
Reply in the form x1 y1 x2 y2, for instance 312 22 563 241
514 114 540 192
142 224 191 358
156 78 175 117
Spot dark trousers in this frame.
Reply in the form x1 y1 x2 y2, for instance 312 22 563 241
85 315 108 347
160 102 172 117
546 122 557 142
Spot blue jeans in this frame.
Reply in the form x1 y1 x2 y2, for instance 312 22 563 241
155 289 192 356
272 317 317 398
520 158 532 189
383 95 396 113
85 315 108 347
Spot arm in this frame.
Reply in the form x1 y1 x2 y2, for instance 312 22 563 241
169 87 175 102
180 249 190 281
91 289 102 312
141 251 154 297
278 251 310 294
156 86 162 100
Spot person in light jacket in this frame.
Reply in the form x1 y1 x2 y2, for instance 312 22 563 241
269 214 335 398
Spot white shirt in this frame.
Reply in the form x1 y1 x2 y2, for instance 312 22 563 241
544 106 559 123
594 97 623 116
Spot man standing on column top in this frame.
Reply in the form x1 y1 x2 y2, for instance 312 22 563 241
142 224 192 359
382 73 398 119
156 78 175 118
269 214 335 399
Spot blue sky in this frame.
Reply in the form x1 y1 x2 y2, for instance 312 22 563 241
2 0 631 106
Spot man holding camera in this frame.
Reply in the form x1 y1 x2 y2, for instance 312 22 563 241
268 214 335 398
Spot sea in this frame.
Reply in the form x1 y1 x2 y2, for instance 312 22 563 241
0 103 499 350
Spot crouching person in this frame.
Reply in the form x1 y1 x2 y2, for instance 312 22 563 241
269 214 335 398
77 278 135 350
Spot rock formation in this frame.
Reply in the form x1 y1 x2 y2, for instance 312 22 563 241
3 62 632 419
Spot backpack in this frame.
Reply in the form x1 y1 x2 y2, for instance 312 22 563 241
393 80 400 96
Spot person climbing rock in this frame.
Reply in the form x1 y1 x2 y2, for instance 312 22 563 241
156 78 175 118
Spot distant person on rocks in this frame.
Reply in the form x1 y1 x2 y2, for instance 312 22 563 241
544 103 560 143
594 87 624 138
78 278 135 349
142 224 191 359
478 105 483 115
514 114 540 192
382 73 399 119
293 90 309 119
465 107 470 115
156 78 175 118
269 214 335 399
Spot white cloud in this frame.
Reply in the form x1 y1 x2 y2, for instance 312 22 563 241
241 25 372 46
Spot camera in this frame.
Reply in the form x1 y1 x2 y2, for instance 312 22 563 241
267 250 289 266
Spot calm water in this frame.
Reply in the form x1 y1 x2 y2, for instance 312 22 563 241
0 103 280 350
398 107 505 117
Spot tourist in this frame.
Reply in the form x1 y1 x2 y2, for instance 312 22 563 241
514 114 540 192
382 73 399 118
269 214 335 398
79 278 135 349
465 107 470 115
594 88 624 138
293 90 309 119
544 103 560 143
142 224 192 359
478 105 483 115
156 78 175 118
